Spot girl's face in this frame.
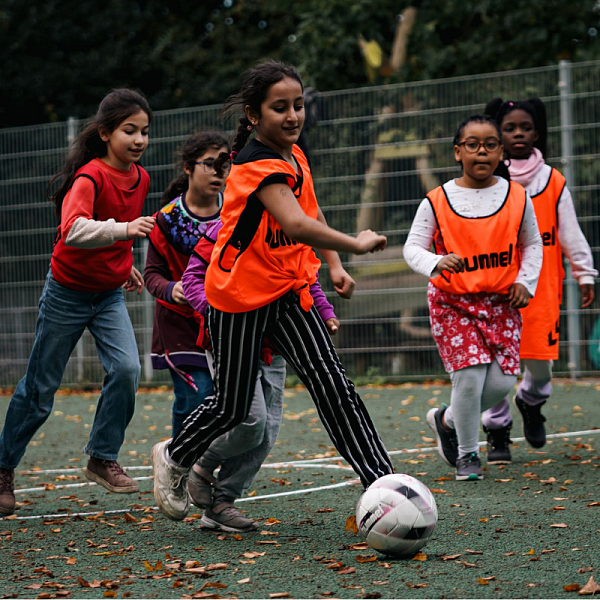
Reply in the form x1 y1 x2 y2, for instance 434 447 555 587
247 76 305 157
184 146 229 202
500 108 539 159
100 110 150 170
454 122 503 185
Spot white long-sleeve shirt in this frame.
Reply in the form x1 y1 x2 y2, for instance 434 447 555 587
524 164 597 285
403 177 543 297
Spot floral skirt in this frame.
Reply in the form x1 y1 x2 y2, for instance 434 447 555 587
427 283 522 375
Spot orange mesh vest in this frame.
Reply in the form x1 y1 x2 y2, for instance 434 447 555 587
205 140 321 313
428 181 526 294
519 168 566 359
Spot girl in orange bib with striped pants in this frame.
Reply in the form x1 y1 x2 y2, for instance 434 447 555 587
404 115 543 480
151 61 394 521
480 98 597 462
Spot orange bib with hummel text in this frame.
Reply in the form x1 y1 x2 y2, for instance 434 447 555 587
205 140 321 313
519 168 566 359
428 181 526 295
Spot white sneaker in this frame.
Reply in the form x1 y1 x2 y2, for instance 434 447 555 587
151 440 190 521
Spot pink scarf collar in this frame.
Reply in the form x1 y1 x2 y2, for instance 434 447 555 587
507 147 545 186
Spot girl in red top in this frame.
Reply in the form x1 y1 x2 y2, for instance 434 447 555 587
152 61 394 522
0 90 155 516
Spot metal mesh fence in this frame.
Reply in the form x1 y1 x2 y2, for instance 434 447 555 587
1 60 599 387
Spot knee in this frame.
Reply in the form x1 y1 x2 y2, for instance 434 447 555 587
112 358 140 387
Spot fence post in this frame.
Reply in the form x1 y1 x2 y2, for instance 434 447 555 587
67 117 87 383
558 60 580 378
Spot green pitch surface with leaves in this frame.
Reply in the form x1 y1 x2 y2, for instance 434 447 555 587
1 381 599 599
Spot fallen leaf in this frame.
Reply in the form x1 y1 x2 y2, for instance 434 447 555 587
201 582 228 590
550 523 568 528
477 578 490 585
345 515 358 534
564 584 581 592
412 552 427 561
579 576 600 595
269 593 290 598
124 513 138 523
349 543 369 550
356 554 378 563
441 554 461 561
337 567 356 575
465 549 484 555
237 578 250 584
429 488 448 494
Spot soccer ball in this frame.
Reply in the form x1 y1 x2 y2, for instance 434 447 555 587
355 473 438 557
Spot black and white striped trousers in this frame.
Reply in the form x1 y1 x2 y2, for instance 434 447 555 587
168 291 393 487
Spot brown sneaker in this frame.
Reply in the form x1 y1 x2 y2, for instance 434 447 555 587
0 468 15 515
84 457 139 493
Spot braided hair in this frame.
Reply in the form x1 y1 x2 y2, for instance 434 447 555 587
213 61 304 177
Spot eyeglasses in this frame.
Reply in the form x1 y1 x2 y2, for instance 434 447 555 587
457 137 501 153
195 160 231 174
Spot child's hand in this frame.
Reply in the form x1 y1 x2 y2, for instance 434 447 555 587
127 216 156 238
171 281 189 305
330 265 356 299
123 266 144 294
581 283 595 308
432 253 465 276
508 283 531 308
326 318 340 335
355 230 387 254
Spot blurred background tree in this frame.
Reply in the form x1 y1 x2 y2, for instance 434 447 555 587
1 0 599 127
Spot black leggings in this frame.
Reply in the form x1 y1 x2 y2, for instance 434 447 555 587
168 291 393 487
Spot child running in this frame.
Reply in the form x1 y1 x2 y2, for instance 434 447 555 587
0 89 154 514
152 60 394 521
144 132 229 437
404 114 543 480
180 219 340 532
480 98 597 462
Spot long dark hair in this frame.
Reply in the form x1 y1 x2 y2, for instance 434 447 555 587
453 114 509 179
162 131 230 204
484 97 547 157
213 60 304 176
47 89 152 218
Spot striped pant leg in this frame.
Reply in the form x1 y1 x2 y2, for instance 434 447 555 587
265 294 393 487
168 304 270 468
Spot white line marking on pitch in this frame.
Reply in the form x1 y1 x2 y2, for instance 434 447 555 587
2 480 361 522
16 427 600 476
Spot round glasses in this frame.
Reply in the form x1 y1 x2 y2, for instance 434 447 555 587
457 137 501 153
195 160 231 174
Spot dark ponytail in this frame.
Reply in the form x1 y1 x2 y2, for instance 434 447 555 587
47 89 152 219
213 60 304 177
162 131 230 204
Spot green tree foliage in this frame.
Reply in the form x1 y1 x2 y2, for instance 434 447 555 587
1 0 599 127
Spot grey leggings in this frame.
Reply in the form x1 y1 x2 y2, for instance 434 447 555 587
445 360 516 456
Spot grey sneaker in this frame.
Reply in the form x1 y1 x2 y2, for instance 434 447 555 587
201 501 259 533
456 452 483 481
84 457 139 493
151 440 190 521
189 465 216 509
0 468 15 515
484 423 512 465
427 406 458 467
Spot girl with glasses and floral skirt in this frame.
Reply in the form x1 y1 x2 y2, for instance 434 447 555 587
144 132 230 437
404 115 543 481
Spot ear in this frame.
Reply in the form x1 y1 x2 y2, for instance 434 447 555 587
533 131 539 143
99 127 110 143
183 163 193 177
245 105 259 126
453 145 462 164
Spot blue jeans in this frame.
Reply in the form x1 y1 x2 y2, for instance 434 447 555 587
170 366 213 438
0 271 140 469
